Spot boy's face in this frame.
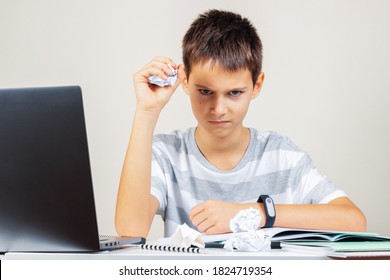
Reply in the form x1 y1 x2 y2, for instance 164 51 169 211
181 60 264 139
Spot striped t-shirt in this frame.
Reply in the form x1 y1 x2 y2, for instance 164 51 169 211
151 127 346 237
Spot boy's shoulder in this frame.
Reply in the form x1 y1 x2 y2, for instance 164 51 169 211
152 128 194 153
253 128 305 153
152 127 305 154
153 128 193 142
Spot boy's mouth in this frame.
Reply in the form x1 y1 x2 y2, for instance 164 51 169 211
209 120 230 126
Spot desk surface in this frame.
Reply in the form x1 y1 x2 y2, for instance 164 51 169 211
2 247 326 260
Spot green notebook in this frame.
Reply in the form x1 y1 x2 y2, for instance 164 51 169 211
281 241 390 258
282 241 390 252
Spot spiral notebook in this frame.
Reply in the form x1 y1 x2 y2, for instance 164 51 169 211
138 244 207 254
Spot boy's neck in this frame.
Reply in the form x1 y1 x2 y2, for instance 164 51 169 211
194 126 251 171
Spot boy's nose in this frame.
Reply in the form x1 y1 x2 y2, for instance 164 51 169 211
211 96 227 116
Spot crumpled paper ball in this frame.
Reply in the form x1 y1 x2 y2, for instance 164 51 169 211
148 64 178 87
169 223 205 248
224 207 271 252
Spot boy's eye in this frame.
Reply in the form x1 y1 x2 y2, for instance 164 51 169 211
229 91 242 97
199 89 212 95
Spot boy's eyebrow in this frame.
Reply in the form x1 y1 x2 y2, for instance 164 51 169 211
194 84 248 91
194 83 210 88
229 87 248 91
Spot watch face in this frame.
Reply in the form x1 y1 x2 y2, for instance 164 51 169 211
265 197 276 217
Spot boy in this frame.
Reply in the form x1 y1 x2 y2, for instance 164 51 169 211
115 9 366 238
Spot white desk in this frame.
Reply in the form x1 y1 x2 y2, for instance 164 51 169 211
4 249 386 280
2 247 326 260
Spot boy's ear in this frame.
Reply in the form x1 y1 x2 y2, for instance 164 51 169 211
178 66 190 95
251 71 265 99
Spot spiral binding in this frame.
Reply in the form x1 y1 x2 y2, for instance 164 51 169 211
139 244 207 254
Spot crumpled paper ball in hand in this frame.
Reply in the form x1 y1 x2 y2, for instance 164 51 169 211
148 64 178 87
230 207 261 232
224 207 271 252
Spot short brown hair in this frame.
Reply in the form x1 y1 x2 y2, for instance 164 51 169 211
182 9 263 85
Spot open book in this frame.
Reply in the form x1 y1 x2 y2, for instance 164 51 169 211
202 227 390 248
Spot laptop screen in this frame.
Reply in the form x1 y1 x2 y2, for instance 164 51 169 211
0 86 101 252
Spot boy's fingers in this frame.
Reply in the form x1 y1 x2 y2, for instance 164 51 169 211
152 56 175 65
190 211 210 231
189 201 206 220
135 66 167 83
196 218 214 233
147 57 177 72
136 59 179 85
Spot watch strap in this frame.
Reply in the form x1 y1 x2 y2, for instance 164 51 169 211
257 195 276 228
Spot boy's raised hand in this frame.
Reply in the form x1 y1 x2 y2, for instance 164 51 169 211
133 56 184 114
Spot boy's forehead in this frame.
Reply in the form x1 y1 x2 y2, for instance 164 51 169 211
189 60 252 86
191 59 229 73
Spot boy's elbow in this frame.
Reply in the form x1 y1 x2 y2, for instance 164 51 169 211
115 195 158 238
115 221 150 238
350 207 367 232
115 219 129 237
114 214 127 236
115 213 150 238
356 210 367 232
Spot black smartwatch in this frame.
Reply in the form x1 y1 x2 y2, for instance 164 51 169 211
257 195 276 228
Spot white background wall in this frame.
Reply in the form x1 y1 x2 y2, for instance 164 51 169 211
1 0 389 239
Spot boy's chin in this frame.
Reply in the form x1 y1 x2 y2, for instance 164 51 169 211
200 123 244 138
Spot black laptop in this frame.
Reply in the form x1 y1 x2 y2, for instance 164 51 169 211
0 86 144 252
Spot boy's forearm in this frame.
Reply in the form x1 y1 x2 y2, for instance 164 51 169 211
190 198 366 235
272 202 366 232
115 109 160 237
253 198 366 232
